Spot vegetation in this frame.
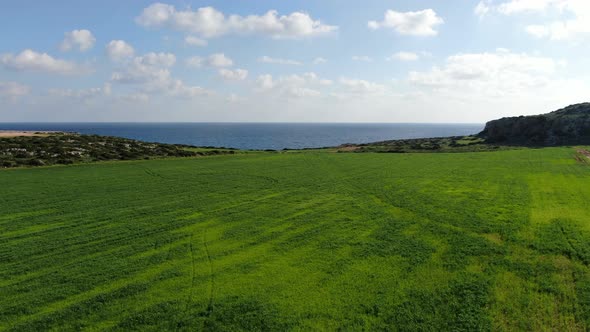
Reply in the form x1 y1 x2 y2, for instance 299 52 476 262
337 135 505 153
480 102 590 145
0 134 237 168
2 147 590 330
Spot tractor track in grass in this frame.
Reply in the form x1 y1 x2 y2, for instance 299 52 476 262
203 228 215 313
142 166 165 179
559 224 590 266
184 231 197 312
197 227 216 329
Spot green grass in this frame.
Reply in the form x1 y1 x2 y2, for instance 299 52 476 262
1 148 590 330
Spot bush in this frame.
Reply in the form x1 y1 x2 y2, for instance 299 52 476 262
57 159 74 165
28 159 45 166
1 160 17 168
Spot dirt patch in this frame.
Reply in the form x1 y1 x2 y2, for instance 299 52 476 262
337 145 360 152
0 131 55 138
574 149 590 164
577 149 590 158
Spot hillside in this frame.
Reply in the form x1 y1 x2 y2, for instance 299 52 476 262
479 103 590 145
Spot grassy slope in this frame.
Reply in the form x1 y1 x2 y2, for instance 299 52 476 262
1 149 590 330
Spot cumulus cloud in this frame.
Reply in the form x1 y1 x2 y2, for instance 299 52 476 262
184 35 207 46
227 93 246 103
136 3 337 39
120 93 150 103
496 0 562 14
368 9 444 36
208 53 233 67
0 81 30 101
339 78 387 95
475 1 493 17
0 49 88 75
312 57 327 64
258 56 302 65
219 68 248 81
135 52 176 67
389 51 420 61
112 53 209 99
478 0 590 40
186 53 233 68
256 72 331 98
60 29 96 52
352 55 373 62
106 40 135 61
110 53 176 84
185 56 204 68
48 83 112 103
408 49 559 98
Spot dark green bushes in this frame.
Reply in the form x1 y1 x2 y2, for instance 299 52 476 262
0 134 236 168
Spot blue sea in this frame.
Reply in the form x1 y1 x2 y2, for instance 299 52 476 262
0 123 484 150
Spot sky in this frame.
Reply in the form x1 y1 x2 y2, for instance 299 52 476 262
0 0 589 123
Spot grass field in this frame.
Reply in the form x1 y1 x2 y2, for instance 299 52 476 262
2 148 590 331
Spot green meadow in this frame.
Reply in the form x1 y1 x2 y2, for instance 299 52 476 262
2 148 590 331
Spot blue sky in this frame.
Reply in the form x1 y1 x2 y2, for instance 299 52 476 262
1 0 589 122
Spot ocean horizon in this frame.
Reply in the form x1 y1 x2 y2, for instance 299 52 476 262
0 122 485 150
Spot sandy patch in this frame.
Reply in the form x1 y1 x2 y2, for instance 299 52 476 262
337 145 360 152
0 131 56 138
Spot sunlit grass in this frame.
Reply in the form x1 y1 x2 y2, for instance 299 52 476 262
1 148 590 330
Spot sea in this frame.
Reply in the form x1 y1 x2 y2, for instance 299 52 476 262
0 123 484 150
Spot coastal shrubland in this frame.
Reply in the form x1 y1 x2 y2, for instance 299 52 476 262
0 134 236 168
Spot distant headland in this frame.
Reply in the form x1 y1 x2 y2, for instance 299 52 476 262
479 103 590 146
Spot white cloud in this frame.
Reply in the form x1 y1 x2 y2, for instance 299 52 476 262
136 3 337 39
219 68 248 81
110 53 176 85
408 49 559 98
121 93 150 103
479 0 590 40
48 83 112 101
60 29 96 52
497 0 561 14
135 52 176 67
184 35 207 47
352 55 373 62
0 49 87 75
111 65 169 85
256 74 275 90
258 56 302 65
256 72 331 98
106 40 135 61
390 51 419 61
526 25 550 38
185 56 204 68
166 80 211 98
208 53 233 67
186 53 233 68
0 81 30 101
368 9 444 36
227 93 246 103
475 1 492 17
112 53 209 99
312 57 327 65
339 78 387 95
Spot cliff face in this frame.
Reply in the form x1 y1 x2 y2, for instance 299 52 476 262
479 103 590 146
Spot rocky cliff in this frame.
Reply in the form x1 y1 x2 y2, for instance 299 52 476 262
479 103 590 146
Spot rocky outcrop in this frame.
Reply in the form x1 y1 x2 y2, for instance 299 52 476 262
479 103 590 146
